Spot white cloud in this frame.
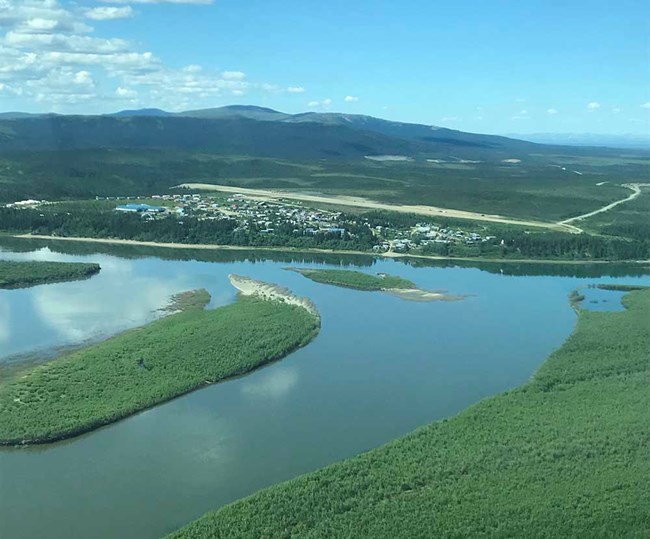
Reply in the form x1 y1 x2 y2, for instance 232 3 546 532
101 0 214 4
73 70 92 84
0 0 290 111
547 108 558 115
4 31 130 54
612 107 621 114
116 86 137 98
307 100 319 107
222 70 245 80
518 109 528 115
322 98 332 106
641 102 650 109
344 95 359 102
587 101 601 110
85 7 134 21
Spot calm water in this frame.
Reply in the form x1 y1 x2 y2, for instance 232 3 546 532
1 241 648 539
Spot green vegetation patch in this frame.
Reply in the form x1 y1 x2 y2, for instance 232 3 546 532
0 260 100 289
171 288 650 538
291 268 415 290
0 293 320 445
595 284 649 292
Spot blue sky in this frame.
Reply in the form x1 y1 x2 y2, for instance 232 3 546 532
1 0 648 134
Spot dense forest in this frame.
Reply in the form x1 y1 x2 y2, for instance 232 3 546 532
0 260 100 289
1 206 648 261
0 207 377 251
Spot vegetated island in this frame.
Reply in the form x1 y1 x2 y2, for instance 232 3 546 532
0 260 100 289
288 267 463 302
170 287 650 538
0 279 320 446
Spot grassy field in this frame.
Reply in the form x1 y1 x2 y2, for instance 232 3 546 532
0 291 320 445
170 288 650 538
0 260 100 289
291 268 416 290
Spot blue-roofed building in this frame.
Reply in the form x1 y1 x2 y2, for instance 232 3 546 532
115 204 165 213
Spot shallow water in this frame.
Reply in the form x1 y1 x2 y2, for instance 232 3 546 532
579 286 627 312
1 241 648 539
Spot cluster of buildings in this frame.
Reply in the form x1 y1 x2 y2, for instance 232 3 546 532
408 224 495 246
133 193 350 237
107 192 498 252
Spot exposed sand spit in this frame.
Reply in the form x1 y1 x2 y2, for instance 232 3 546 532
382 288 464 302
229 274 319 317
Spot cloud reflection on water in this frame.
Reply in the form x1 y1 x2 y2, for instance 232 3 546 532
241 367 299 400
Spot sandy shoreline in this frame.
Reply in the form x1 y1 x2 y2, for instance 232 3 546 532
229 274 319 316
382 288 464 302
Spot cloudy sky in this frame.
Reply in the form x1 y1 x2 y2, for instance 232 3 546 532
1 0 648 134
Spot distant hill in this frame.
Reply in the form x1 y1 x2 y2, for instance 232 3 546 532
511 133 650 149
179 105 290 122
2 106 644 161
109 108 173 117
0 115 434 160
0 106 544 160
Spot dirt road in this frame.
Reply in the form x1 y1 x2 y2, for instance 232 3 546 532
176 183 578 232
559 183 647 228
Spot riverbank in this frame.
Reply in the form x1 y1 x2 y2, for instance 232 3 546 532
0 281 320 446
170 287 650 538
11 234 650 266
0 260 100 289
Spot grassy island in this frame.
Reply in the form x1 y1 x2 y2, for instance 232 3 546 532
0 287 320 445
290 268 416 291
0 260 100 289
171 288 650 538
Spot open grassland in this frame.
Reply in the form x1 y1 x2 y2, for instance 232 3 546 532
0 292 320 445
0 260 100 289
170 288 650 539
290 268 415 291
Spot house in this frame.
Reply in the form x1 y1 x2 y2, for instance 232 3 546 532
115 204 165 213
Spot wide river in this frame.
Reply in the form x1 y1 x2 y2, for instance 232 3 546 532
1 239 648 539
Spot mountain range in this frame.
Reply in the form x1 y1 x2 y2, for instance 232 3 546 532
0 106 642 161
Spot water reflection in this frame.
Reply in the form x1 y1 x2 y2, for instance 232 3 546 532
241 366 300 400
0 253 202 362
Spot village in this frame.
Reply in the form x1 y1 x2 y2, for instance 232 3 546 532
111 192 497 252
3 192 498 253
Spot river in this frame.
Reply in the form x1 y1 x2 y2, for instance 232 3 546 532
1 239 648 539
